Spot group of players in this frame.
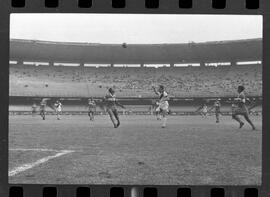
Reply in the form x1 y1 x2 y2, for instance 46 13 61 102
31 85 257 130
32 99 63 120
152 85 256 130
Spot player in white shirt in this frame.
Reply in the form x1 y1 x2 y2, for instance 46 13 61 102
31 102 37 117
201 104 208 118
152 85 170 128
87 97 96 121
54 100 62 120
209 99 221 123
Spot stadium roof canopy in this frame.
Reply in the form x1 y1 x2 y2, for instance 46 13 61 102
10 38 262 64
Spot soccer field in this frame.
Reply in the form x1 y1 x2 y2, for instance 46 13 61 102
8 114 262 185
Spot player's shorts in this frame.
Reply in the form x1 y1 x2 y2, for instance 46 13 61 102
107 106 117 113
232 105 248 116
202 109 207 113
215 109 221 114
56 109 62 112
159 102 169 113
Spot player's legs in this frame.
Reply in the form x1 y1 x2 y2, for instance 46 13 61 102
243 113 256 130
57 111 61 120
107 109 117 127
40 110 45 120
232 113 244 128
157 112 161 120
215 112 220 123
112 109 120 128
201 112 206 118
91 111 94 120
88 110 94 121
155 106 161 120
160 109 168 128
88 111 92 120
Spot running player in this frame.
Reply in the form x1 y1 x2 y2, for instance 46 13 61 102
87 97 96 121
104 88 125 128
232 85 256 130
209 99 221 123
152 85 169 128
54 100 62 120
31 102 37 117
40 98 47 120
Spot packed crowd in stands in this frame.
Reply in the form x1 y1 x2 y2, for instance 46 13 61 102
9 64 262 98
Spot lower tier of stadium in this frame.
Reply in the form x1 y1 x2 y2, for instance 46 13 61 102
9 64 262 98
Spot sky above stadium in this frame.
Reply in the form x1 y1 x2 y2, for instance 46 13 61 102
10 14 262 44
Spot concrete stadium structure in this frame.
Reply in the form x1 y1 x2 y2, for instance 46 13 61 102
10 38 262 66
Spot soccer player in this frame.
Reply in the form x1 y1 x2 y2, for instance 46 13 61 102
209 99 221 123
31 102 37 117
232 85 256 130
201 104 208 118
87 97 96 121
40 99 47 120
152 85 169 128
104 88 125 128
54 100 62 120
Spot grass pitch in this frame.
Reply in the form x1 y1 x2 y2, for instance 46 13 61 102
9 114 262 185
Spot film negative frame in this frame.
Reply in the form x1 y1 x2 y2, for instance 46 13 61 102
0 0 270 197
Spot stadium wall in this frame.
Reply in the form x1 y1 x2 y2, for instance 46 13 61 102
9 96 262 115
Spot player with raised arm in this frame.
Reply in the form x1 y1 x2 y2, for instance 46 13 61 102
104 88 125 128
54 100 62 120
232 85 256 130
209 99 221 123
87 97 96 121
152 85 169 128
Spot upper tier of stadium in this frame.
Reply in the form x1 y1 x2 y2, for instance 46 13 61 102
10 64 262 98
10 38 262 64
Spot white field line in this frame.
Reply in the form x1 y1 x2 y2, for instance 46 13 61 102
9 150 74 177
10 148 61 152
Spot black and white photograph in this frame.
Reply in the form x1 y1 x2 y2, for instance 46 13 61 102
9 14 262 185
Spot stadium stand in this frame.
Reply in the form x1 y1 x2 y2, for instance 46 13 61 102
9 64 262 98
9 39 262 114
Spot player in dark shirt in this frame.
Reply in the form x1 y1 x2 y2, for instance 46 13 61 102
104 88 125 128
232 86 256 130
209 99 221 123
40 99 47 120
